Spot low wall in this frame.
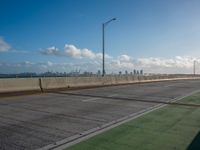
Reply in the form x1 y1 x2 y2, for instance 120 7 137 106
0 75 199 94
0 78 40 93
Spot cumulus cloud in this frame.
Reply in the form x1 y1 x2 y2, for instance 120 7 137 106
95 53 112 59
119 55 132 62
0 37 11 52
41 44 112 60
81 49 96 59
64 44 112 59
64 44 82 58
105 55 198 74
40 46 61 56
138 56 196 69
107 55 135 72
0 37 30 53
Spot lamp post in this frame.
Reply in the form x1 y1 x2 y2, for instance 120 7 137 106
102 18 116 76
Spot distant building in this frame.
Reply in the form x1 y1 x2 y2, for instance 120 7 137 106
97 70 101 76
134 69 137 75
140 70 143 75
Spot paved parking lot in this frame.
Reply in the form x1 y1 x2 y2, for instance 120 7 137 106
0 79 200 150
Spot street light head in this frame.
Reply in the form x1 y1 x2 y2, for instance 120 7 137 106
113 18 117 21
103 17 117 25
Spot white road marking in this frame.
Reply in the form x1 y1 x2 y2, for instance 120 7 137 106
82 94 118 102
164 85 173 87
82 97 101 102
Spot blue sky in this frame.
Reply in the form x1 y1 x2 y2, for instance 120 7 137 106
0 0 200 74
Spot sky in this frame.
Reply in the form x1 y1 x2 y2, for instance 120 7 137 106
1 0 200 74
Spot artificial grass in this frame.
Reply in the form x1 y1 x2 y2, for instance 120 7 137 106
180 92 200 105
66 93 200 150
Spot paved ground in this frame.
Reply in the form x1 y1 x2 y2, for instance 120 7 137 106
0 79 200 150
66 92 200 150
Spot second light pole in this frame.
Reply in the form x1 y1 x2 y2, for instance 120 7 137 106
102 18 116 76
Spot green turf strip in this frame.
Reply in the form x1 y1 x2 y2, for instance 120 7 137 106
66 93 200 150
180 92 200 105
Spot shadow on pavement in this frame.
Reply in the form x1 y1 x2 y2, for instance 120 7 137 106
187 132 200 150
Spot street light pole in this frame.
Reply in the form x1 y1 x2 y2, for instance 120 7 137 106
102 23 105 76
102 18 116 76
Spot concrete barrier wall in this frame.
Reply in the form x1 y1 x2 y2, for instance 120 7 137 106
67 77 104 87
0 75 199 93
0 78 40 93
41 77 68 89
40 77 105 90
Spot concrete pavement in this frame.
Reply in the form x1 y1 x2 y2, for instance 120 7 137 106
0 79 200 150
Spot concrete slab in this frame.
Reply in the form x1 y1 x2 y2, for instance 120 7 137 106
0 79 200 150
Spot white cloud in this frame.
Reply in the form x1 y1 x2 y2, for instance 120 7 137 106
95 53 112 59
107 56 135 72
0 37 11 52
64 44 82 58
101 55 199 74
119 55 132 62
10 50 29 54
82 48 96 59
47 61 53 66
41 44 112 60
138 56 195 69
41 46 61 56
64 44 112 60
